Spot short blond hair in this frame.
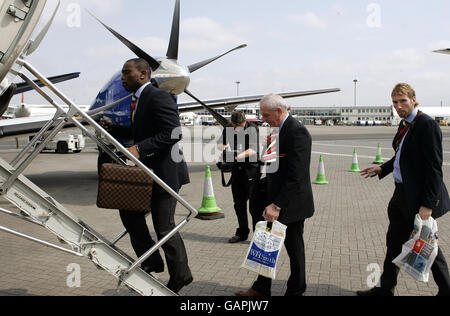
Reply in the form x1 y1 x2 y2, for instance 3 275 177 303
392 83 419 106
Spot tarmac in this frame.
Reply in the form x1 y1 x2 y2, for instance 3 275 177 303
0 125 449 296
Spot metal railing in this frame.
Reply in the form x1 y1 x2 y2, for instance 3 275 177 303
1 57 198 279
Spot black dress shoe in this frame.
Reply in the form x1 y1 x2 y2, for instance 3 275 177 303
228 235 247 243
356 287 394 296
141 259 164 274
167 275 193 293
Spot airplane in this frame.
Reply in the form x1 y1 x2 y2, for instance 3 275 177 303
3 93 29 118
4 93 90 119
1 0 340 137
421 49 450 124
87 0 341 129
0 1 201 296
392 105 450 123
1 72 81 118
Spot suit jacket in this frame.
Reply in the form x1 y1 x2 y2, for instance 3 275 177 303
267 115 315 224
112 84 190 195
379 112 449 219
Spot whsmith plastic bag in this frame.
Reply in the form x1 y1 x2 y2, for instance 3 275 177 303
392 214 439 282
242 221 287 279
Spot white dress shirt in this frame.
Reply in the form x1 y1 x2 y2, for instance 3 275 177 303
393 108 419 183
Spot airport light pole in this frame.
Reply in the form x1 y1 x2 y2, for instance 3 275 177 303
353 79 358 107
236 81 240 96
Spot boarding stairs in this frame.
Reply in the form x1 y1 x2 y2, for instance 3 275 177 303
0 59 198 296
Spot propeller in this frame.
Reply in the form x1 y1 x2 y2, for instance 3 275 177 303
433 48 450 55
188 44 247 73
25 0 61 56
87 0 245 128
184 89 229 127
86 10 161 71
166 0 180 60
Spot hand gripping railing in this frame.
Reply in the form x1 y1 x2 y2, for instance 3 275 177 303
6 58 198 278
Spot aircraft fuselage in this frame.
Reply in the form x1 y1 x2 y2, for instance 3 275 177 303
91 57 191 125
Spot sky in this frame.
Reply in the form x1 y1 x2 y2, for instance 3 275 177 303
11 0 450 109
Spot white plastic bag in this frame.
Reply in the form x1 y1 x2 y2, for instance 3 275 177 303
242 221 287 279
392 214 439 282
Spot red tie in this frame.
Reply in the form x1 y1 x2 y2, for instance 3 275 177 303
395 120 410 153
131 95 137 123
131 95 137 113
394 111 424 154
262 132 278 163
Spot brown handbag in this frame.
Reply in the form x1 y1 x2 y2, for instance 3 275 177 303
97 163 154 212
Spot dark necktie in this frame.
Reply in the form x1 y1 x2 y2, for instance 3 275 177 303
394 110 424 153
395 120 410 152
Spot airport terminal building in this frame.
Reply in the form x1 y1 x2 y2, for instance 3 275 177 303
190 105 395 126
287 105 394 125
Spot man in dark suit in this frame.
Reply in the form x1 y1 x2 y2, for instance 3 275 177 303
102 58 192 293
359 83 450 296
236 94 315 296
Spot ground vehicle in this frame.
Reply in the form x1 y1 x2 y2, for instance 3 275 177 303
29 132 85 153
180 113 200 126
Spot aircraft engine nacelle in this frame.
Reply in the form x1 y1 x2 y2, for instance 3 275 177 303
155 75 190 96
153 60 190 96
